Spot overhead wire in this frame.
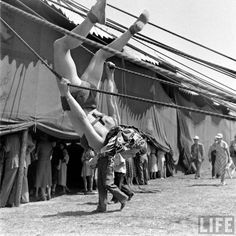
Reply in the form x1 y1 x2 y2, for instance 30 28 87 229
1 1 236 120
107 3 236 63
53 0 236 95
1 16 236 120
2 0 236 105
40 0 236 105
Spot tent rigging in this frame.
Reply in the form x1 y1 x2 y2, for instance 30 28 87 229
1 16 236 121
45 0 236 96
107 2 236 63
1 0 236 111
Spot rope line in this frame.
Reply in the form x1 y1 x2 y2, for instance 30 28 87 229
107 3 236 63
45 0 236 96
1 3 236 120
2 13 235 106
68 84 236 121
2 1 236 103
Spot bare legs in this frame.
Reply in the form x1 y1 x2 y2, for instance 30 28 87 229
54 4 149 90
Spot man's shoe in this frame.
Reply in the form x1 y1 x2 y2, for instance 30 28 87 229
128 193 134 201
92 207 106 213
120 200 127 211
87 0 107 24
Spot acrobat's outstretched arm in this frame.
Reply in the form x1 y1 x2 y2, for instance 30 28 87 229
58 78 104 152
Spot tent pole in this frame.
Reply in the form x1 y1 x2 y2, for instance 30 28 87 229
15 129 28 207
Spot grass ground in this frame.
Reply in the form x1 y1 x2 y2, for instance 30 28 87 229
0 169 236 236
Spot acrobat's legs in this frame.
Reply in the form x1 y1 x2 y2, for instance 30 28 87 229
82 10 149 88
53 0 106 90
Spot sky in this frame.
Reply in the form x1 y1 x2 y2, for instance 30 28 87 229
53 0 236 93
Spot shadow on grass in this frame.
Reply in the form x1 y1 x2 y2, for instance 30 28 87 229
43 209 120 218
78 202 98 205
188 184 220 187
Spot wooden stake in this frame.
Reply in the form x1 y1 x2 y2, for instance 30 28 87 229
15 129 28 207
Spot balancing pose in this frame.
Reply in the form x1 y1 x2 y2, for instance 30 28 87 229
54 0 149 212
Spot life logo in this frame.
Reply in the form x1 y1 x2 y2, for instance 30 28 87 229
198 216 234 234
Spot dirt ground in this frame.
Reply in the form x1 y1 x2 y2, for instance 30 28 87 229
0 168 236 236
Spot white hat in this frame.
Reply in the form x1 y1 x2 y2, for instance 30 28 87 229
193 136 199 140
216 133 223 139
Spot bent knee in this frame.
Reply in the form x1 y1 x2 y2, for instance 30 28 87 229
53 39 68 55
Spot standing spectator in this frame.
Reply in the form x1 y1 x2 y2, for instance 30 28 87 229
149 145 158 179
208 137 217 178
190 136 205 179
51 142 64 195
21 132 35 203
0 133 21 207
81 148 95 194
212 133 230 185
0 137 6 188
135 144 148 185
35 134 55 201
229 135 236 166
58 145 70 194
157 149 166 179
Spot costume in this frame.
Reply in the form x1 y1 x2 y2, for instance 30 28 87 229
96 125 147 211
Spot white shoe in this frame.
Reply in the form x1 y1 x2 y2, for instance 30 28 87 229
87 0 106 24
129 10 149 35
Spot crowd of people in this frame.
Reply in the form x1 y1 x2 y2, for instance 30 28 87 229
0 129 168 208
190 133 236 185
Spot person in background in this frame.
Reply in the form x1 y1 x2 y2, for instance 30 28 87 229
135 145 149 185
190 136 204 179
51 142 63 195
212 133 230 185
35 134 55 201
58 144 70 194
208 137 217 178
81 148 96 194
21 132 35 203
110 153 134 203
0 133 21 207
157 149 166 179
229 135 236 167
0 137 6 188
148 144 158 179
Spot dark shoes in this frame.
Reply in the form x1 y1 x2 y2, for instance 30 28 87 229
120 200 127 211
92 207 107 213
128 193 134 201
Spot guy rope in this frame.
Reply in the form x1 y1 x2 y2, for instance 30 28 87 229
1 1 236 120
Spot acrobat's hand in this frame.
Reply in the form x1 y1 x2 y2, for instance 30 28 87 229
58 77 71 97
105 61 115 80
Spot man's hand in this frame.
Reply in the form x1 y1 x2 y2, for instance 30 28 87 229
57 77 71 97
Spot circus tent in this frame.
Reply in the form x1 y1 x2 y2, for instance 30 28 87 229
1 0 236 171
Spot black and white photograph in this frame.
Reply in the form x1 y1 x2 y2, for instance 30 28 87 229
0 0 236 235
